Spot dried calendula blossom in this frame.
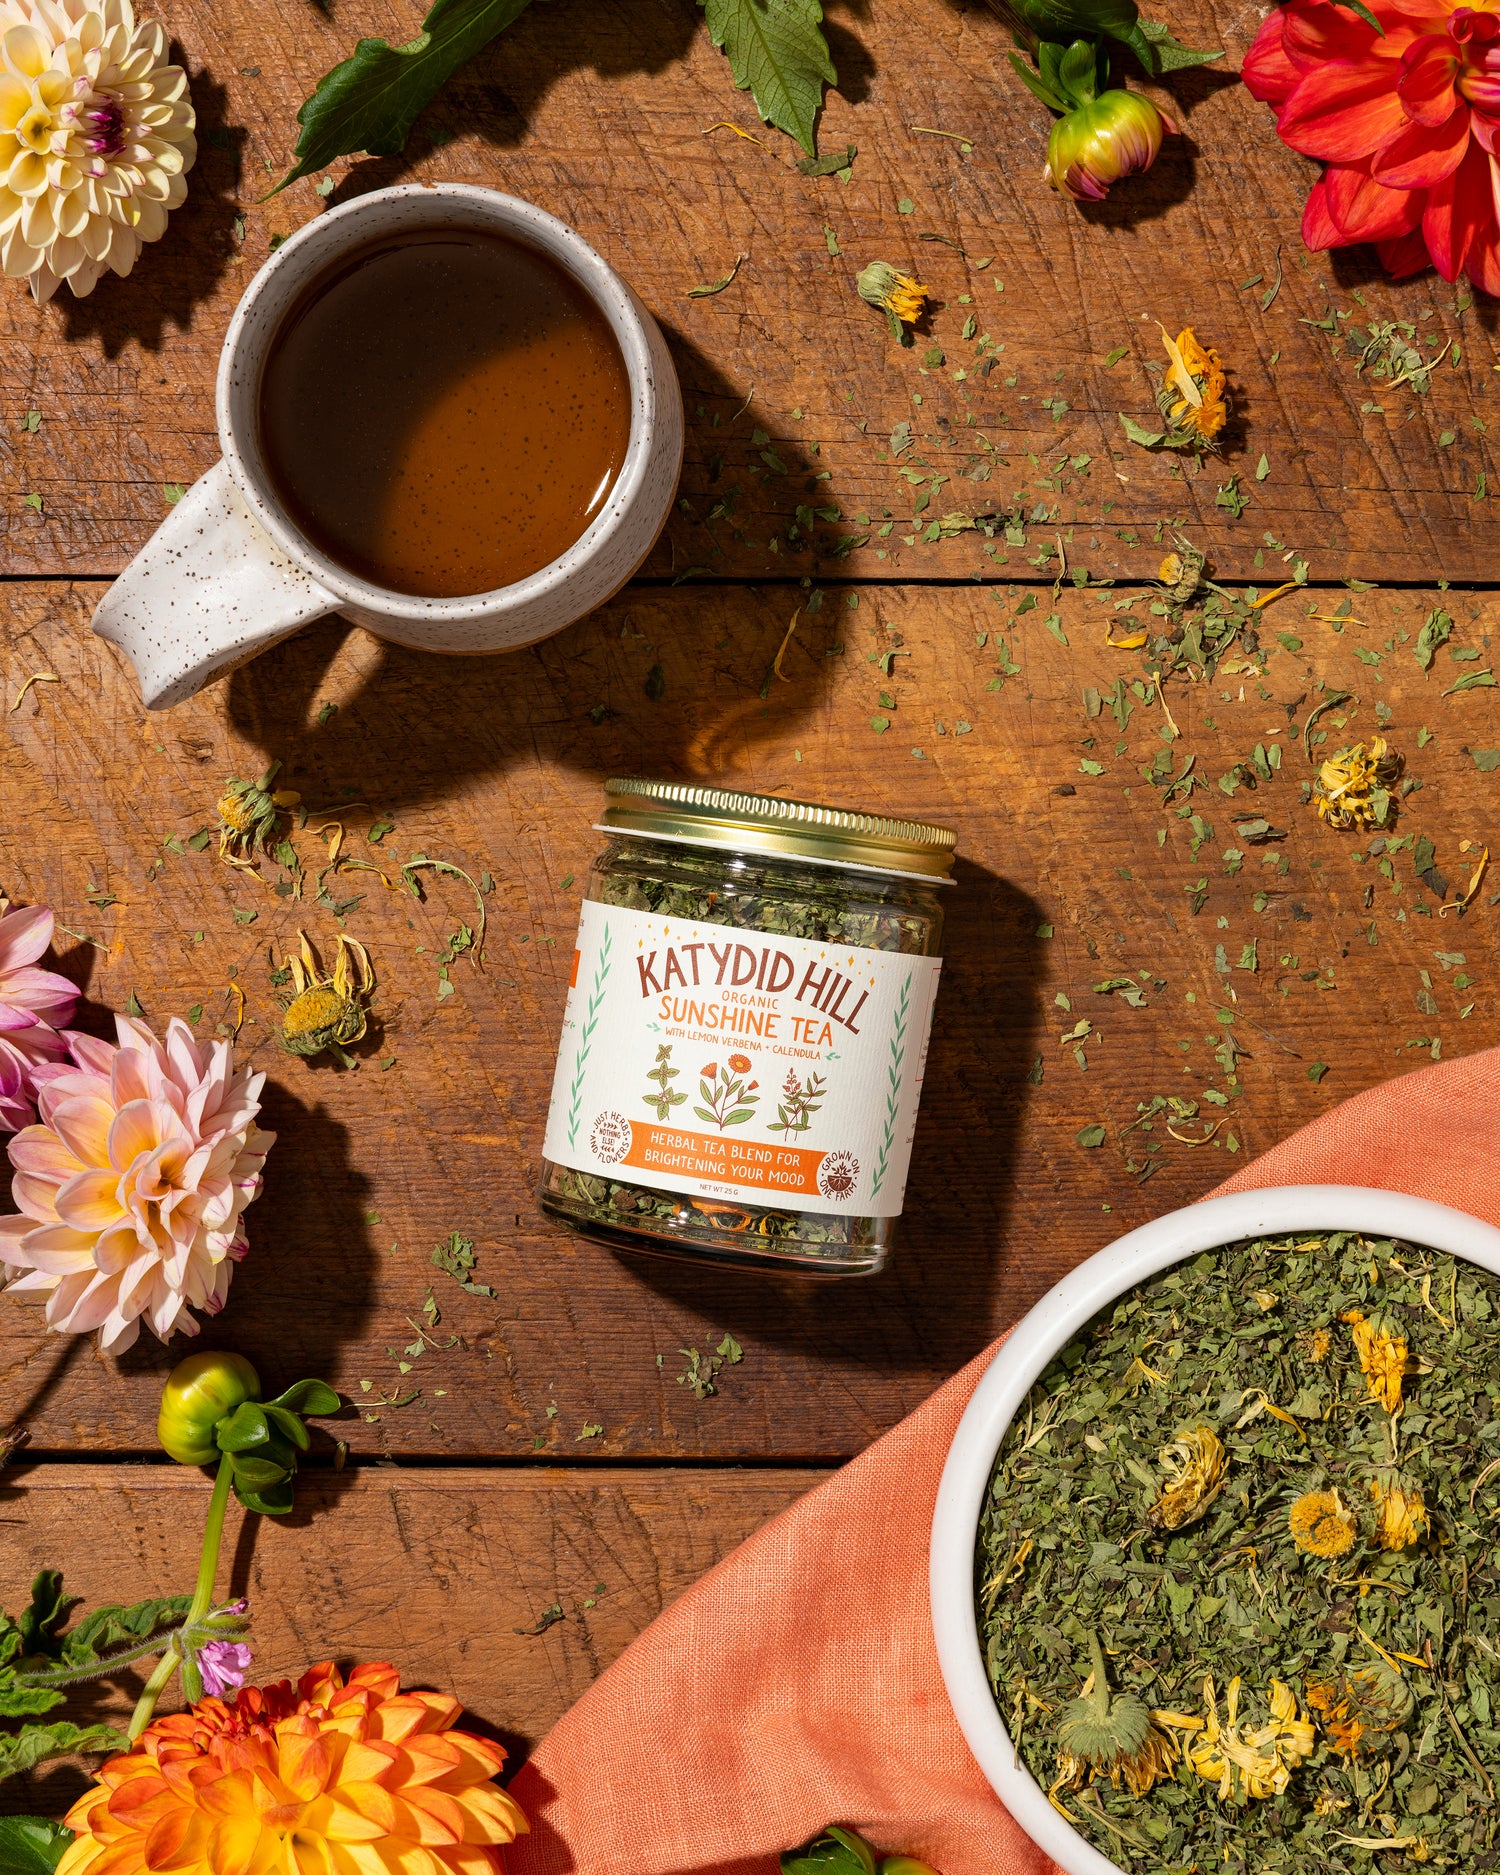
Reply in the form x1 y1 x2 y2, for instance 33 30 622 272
218 759 300 869
277 930 374 1068
1052 1634 1180 1799
1299 1325 1332 1362
1187 1677 1314 1802
1312 738 1404 831
1307 1662 1413 1759
1148 1424 1227 1530
1149 324 1230 453
855 260 928 342
1156 536 1208 604
1289 1486 1357 1557
1368 1471 1427 1549
1347 1307 1410 1412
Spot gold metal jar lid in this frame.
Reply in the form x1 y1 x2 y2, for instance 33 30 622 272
596 777 957 881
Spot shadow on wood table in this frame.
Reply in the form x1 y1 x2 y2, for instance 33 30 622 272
617 860 1045 1376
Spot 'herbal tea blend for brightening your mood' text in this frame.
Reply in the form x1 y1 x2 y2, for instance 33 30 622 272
979 1231 1500 1874
539 778 955 1276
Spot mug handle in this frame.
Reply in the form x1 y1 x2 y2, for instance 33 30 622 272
92 459 342 710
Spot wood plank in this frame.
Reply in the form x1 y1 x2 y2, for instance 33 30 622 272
3 580 1497 1457
0 0 1492 581
0 1461 820 1812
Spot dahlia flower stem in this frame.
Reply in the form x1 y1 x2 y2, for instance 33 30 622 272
127 1641 182 1742
187 1455 235 1626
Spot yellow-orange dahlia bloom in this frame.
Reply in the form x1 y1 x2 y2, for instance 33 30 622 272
57 1662 527 1875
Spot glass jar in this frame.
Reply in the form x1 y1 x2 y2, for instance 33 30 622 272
537 778 955 1276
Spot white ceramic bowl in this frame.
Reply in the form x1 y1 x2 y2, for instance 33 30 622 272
929 1184 1500 1875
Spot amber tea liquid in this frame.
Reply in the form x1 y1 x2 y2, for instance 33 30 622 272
257 229 632 599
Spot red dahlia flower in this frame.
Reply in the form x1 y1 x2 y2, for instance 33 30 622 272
1244 0 1500 290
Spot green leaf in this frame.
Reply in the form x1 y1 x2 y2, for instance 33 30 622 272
1119 413 1166 448
698 0 836 155
1007 50 1068 112
274 0 537 193
229 1452 294 1495
262 1404 312 1451
267 1379 341 1416
1121 18 1222 71
1011 0 1139 46
18 1574 66 1656
233 1477 295 1516
1076 1123 1108 1147
216 1400 271 1453
795 142 854 176
0 1817 74 1874
1330 0 1384 31
781 1827 877 1875
60 1595 188 1667
0 1678 64 1720
0 1722 124 1780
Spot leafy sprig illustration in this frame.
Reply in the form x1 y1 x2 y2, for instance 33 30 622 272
694 1055 759 1130
773 1068 827 1139
643 1043 688 1121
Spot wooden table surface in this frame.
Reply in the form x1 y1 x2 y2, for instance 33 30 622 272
3 0 1500 1807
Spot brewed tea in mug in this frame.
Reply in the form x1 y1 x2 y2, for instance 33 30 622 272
257 228 633 600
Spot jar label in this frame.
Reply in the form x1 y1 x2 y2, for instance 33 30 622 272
542 901 943 1218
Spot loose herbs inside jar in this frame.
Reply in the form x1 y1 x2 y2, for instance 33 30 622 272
540 837 938 1272
978 1233 1500 1873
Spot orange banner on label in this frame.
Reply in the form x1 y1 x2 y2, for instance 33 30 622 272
619 1121 825 1198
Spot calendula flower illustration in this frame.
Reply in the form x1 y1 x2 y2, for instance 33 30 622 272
0 0 197 304
1157 324 1230 449
1148 1424 1228 1530
277 930 374 1068
217 759 300 871
0 1015 273 1351
727 1051 752 1074
1307 1662 1413 1758
1052 1633 1180 1799
1348 1308 1410 1412
56 1660 527 1875
0 897 77 1132
1312 739 1404 831
856 259 928 341
1368 1472 1427 1549
1187 1677 1315 1802
1289 1487 1357 1557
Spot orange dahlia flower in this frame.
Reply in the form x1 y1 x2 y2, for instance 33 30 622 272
57 1663 527 1875
1244 0 1500 291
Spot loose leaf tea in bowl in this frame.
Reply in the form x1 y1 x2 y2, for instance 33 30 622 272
978 1231 1500 1873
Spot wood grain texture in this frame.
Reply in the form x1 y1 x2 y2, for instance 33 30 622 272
0 1461 819 1810
3 578 1498 1459
0 0 1495 581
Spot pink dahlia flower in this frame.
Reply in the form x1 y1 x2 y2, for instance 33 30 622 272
0 1017 275 1351
1244 0 1500 290
0 902 79 1133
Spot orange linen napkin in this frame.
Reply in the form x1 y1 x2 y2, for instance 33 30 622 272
507 1048 1500 1875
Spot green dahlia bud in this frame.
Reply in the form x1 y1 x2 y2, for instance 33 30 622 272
1044 90 1173 202
158 1351 261 1465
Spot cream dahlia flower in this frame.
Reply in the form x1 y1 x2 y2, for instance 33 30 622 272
0 0 195 303
0 1014 273 1350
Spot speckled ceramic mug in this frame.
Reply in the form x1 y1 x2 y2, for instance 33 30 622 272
93 182 685 711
